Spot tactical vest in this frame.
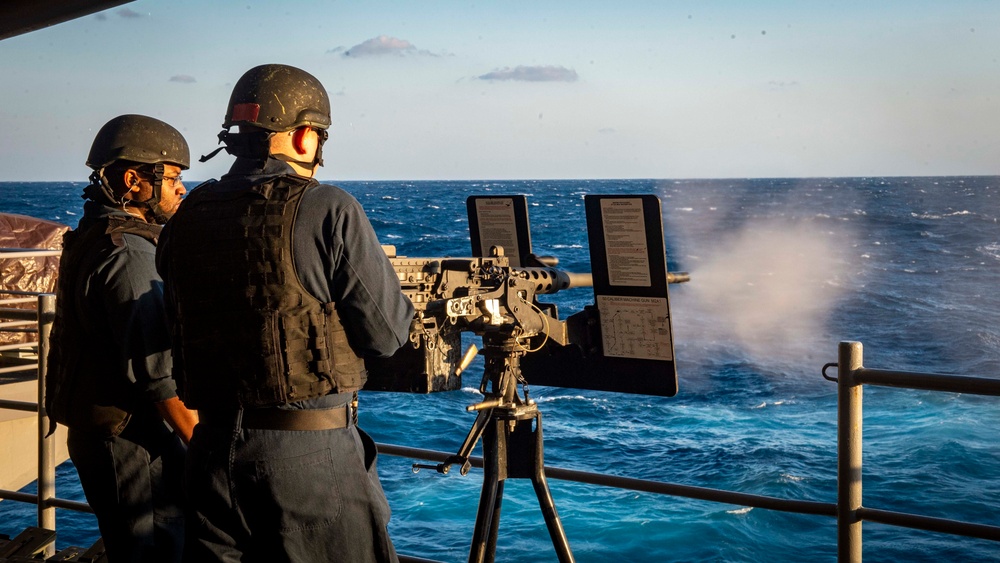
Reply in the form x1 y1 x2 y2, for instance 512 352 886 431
165 175 366 410
46 215 162 436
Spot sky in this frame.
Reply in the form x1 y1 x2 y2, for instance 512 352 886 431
1 0 999 181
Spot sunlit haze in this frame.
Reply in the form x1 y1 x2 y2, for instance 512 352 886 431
1 1 998 181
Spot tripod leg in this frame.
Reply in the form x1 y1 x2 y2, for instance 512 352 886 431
530 412 575 563
484 480 504 563
469 418 504 563
531 470 573 562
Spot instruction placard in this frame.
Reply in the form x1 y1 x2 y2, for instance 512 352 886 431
599 198 651 287
468 196 529 267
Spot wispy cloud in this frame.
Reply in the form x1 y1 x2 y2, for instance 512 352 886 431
117 7 144 18
330 35 439 58
478 65 578 83
95 8 143 21
169 75 197 84
767 80 800 90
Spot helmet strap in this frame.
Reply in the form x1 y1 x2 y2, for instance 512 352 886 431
83 167 127 207
200 130 270 163
126 163 172 224
272 127 328 169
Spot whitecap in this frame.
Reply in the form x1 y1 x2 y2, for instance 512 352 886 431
534 394 596 404
727 507 753 515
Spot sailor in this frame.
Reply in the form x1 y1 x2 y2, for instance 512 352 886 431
45 114 198 563
156 64 413 563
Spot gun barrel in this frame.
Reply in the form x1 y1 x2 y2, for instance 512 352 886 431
514 267 592 294
667 271 691 284
564 272 593 288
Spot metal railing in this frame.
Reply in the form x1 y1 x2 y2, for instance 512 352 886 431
1 296 998 561
0 292 61 533
828 341 1000 562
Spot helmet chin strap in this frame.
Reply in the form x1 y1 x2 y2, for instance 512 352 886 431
201 127 328 170
270 128 329 169
126 164 172 224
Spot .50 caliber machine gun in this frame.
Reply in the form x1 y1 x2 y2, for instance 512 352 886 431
364 194 686 563
366 247 594 393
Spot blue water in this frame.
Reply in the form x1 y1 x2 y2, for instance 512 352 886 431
2 177 1000 562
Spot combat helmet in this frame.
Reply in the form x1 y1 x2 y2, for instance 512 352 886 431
83 114 190 222
224 64 331 132
201 64 330 166
87 114 190 171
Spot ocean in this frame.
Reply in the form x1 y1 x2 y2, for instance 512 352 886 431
2 177 999 562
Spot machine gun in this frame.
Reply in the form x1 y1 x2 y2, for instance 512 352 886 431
365 246 594 393
364 194 686 563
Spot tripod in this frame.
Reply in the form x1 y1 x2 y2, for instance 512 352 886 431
421 332 575 563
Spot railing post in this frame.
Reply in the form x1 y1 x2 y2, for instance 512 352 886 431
36 293 56 546
838 341 864 562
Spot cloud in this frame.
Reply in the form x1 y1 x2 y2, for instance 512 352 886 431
598 127 616 134
478 65 578 82
169 75 197 84
335 35 438 57
117 7 144 18
768 80 800 90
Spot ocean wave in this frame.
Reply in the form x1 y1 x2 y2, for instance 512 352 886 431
751 400 787 409
976 243 1000 260
534 394 605 404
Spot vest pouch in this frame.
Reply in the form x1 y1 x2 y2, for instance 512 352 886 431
324 302 367 391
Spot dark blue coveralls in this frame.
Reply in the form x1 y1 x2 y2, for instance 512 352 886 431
54 201 186 563
157 157 414 563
